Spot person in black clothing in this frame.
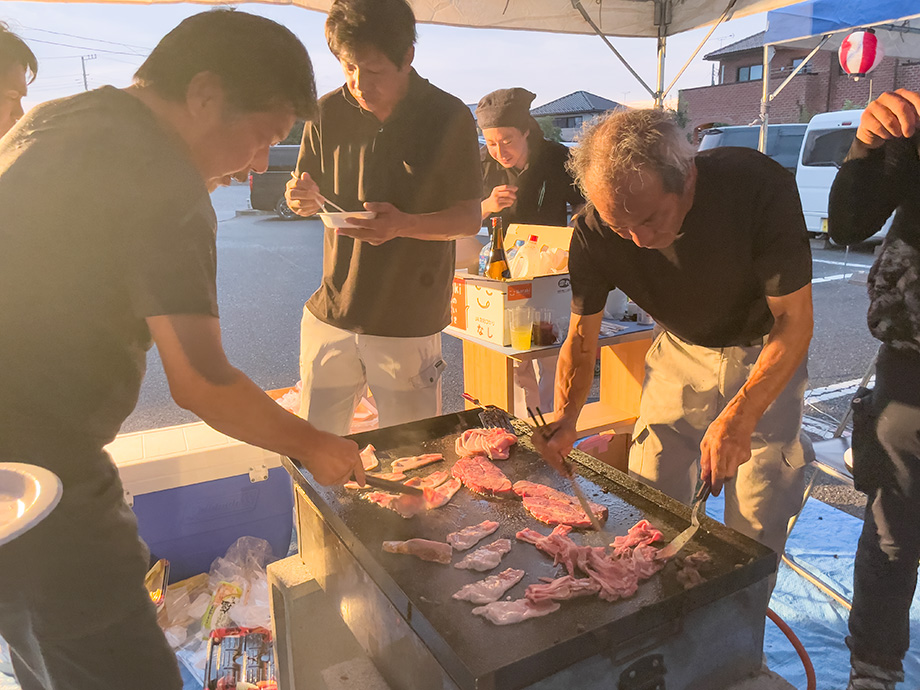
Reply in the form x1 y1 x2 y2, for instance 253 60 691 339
477 87 584 227
828 88 920 690
536 109 813 557
0 12 364 689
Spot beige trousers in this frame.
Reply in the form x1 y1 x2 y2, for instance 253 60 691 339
628 329 808 555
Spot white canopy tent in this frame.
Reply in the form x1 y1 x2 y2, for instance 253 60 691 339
25 0 808 106
758 0 920 149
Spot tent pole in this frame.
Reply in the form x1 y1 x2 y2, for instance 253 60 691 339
571 0 656 100
655 35 666 108
759 45 769 152
662 0 737 100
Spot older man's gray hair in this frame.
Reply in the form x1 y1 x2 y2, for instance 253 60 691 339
567 109 695 199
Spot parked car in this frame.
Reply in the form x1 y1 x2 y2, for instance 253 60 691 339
249 145 301 220
697 123 806 174
796 110 890 242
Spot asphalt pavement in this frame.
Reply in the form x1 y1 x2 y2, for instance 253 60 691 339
124 184 880 518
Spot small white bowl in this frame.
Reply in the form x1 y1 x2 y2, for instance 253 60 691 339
318 211 377 229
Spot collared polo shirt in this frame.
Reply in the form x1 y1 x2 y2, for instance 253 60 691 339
297 71 481 337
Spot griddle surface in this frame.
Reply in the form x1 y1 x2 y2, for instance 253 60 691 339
286 410 774 688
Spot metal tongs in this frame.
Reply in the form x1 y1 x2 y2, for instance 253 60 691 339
462 393 515 432
655 480 711 560
528 406 603 532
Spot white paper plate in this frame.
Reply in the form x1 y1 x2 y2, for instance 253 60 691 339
0 462 63 546
318 211 376 229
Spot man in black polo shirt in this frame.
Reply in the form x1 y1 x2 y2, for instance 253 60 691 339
0 12 363 689
285 0 481 434
537 109 813 557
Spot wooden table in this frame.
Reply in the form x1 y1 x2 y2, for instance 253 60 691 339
444 320 654 437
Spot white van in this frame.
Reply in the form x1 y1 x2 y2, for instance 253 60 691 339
796 110 891 242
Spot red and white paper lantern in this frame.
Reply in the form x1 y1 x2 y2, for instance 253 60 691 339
839 30 884 78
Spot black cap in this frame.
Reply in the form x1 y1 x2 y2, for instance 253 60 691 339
476 87 538 131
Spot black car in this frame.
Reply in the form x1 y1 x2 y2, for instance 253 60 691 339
249 145 302 220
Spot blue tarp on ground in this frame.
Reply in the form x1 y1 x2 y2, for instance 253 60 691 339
3 493 920 690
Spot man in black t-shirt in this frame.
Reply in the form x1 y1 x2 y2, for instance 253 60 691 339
0 12 364 689
536 109 813 557
284 0 481 435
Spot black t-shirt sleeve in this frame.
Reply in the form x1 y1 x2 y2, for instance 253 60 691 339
430 106 483 206
569 213 611 315
127 198 218 319
295 118 323 184
751 165 812 297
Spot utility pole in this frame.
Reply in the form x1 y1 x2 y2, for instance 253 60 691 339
80 54 96 91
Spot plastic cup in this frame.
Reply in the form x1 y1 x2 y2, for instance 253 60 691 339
509 306 534 350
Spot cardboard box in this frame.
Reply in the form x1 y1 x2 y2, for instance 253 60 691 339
451 224 573 346
107 422 293 582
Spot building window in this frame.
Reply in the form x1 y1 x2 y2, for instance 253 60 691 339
737 64 764 82
552 115 584 129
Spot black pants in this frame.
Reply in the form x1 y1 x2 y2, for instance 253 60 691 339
848 345 920 671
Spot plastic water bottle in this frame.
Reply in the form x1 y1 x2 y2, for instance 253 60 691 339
506 239 525 262
478 241 491 276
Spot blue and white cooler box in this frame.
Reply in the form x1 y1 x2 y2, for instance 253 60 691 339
106 422 294 582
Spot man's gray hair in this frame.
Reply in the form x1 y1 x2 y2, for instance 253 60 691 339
567 108 695 198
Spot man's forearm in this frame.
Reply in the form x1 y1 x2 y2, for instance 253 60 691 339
176 366 325 462
554 316 601 425
721 310 812 429
403 200 481 241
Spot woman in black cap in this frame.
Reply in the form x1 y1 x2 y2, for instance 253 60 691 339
477 87 583 227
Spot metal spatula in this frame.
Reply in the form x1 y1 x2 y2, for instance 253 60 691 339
656 481 711 560
461 393 515 432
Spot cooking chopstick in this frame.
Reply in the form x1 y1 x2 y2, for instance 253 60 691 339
527 407 603 532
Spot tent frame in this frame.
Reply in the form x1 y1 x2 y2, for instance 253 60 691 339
757 11 920 152
572 0 739 107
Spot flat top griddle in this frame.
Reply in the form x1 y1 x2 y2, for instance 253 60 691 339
284 410 775 689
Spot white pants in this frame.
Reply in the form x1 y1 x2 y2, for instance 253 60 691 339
513 358 557 419
628 329 808 555
298 308 444 435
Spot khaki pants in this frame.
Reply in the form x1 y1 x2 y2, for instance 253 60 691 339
299 308 444 435
628 329 808 555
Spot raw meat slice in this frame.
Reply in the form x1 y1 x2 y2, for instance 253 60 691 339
454 539 512 572
404 470 449 490
676 550 711 589
423 477 462 509
610 519 662 556
452 456 513 496
516 522 666 603
452 568 525 605
391 453 443 473
455 428 518 460
382 539 452 564
472 599 560 625
344 471 406 490
362 491 399 510
447 521 500 551
512 480 607 528
525 575 601 603
360 444 380 471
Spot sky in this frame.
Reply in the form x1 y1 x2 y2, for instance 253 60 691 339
6 1 766 113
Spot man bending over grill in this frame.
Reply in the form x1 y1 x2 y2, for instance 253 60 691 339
535 109 813 557
285 0 482 434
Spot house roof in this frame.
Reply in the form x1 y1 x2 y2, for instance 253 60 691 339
530 91 623 117
703 31 766 60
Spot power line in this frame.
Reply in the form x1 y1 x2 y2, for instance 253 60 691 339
21 26 150 52
24 37 145 57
